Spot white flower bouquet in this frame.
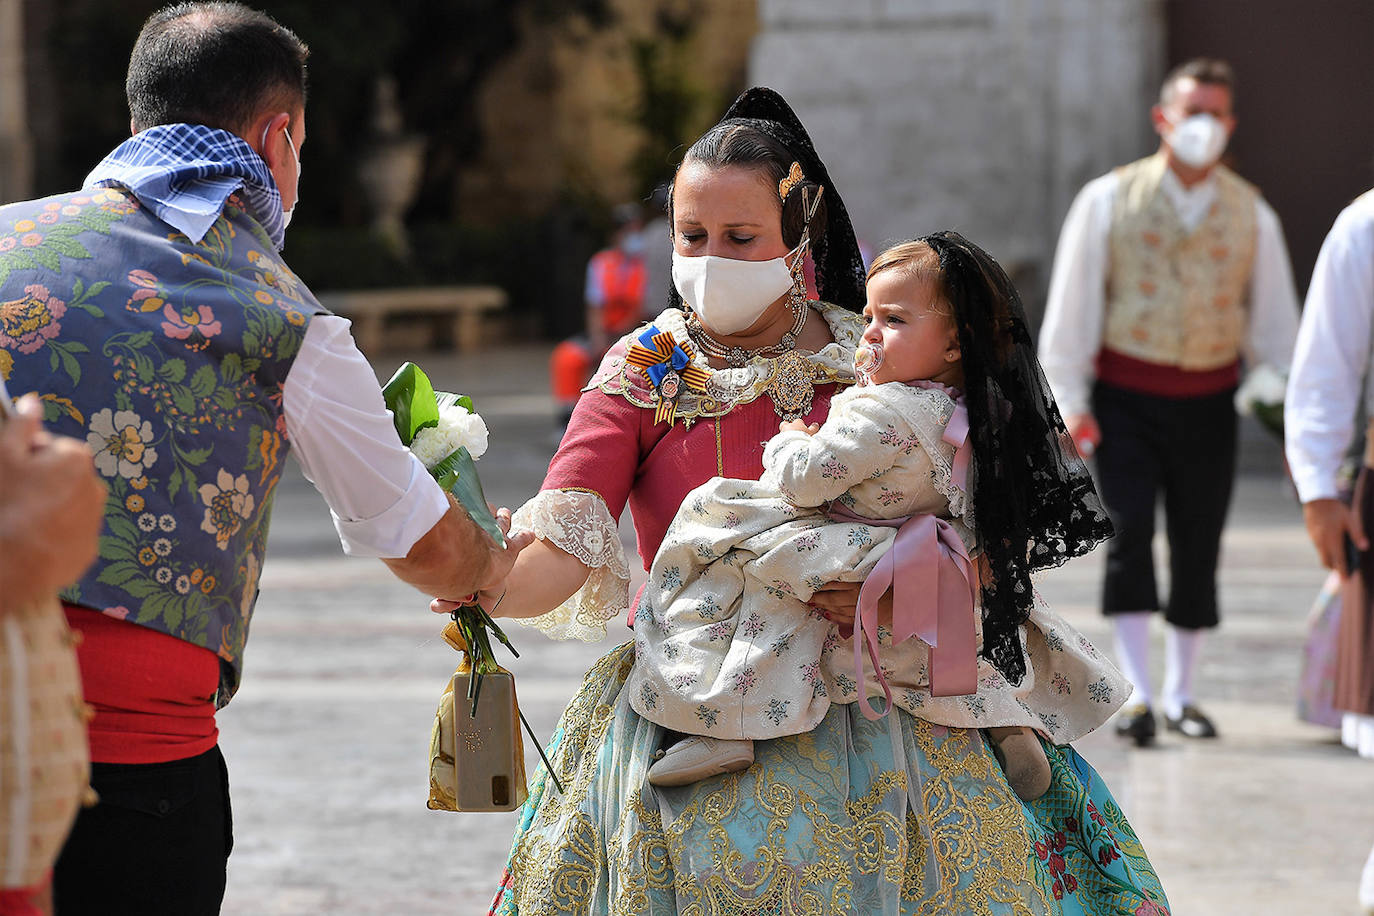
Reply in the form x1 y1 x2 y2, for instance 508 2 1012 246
383 362 512 678
1234 363 1286 440
383 362 561 809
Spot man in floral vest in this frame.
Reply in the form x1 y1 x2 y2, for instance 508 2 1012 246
1038 58 1299 747
0 4 530 913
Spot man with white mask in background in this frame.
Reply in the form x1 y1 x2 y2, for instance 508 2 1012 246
1037 58 1299 746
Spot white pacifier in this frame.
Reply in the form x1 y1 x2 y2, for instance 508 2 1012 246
854 342 883 385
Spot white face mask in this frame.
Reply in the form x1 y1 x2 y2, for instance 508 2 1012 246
1166 113 1228 169
262 122 303 228
672 247 799 335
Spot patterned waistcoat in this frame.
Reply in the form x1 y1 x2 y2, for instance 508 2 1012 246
0 187 323 703
1103 153 1258 370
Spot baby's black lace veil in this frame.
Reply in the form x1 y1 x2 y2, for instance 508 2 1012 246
667 87 866 311
921 230 1114 685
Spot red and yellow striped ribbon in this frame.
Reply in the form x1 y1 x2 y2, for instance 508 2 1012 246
625 330 711 426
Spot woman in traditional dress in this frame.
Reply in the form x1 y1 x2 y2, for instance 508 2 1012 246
462 88 1171 915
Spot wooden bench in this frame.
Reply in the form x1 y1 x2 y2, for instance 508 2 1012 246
315 285 508 353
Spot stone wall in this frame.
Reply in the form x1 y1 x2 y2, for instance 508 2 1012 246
750 0 1166 315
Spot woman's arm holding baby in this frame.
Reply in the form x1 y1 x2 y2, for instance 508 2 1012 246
431 537 591 619
808 580 892 629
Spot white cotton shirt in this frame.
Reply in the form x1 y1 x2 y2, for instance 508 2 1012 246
1038 165 1302 417
282 313 449 557
1285 190 1374 503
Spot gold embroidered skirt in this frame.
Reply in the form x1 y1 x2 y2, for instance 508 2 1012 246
490 643 1170 916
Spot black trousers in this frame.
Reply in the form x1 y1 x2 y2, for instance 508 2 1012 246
1092 382 1237 630
53 745 232 916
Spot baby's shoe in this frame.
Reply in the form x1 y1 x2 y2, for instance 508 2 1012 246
986 725 1052 801
648 736 754 787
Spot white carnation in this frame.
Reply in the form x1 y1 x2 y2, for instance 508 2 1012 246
410 403 489 468
1234 363 1287 415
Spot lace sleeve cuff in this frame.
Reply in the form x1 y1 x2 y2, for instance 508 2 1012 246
511 488 630 642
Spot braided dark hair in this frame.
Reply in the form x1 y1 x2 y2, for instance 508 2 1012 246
667 87 866 312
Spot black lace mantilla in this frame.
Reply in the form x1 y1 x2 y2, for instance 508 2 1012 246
667 87 867 312
922 231 1114 685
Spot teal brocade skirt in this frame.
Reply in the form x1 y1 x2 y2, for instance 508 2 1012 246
490 643 1170 916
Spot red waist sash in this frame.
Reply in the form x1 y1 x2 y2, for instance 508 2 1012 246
1096 347 1239 399
63 605 219 764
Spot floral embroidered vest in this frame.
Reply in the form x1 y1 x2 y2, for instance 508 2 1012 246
1103 153 1258 370
0 187 323 703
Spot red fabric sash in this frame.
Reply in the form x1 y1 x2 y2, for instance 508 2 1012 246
63 605 219 764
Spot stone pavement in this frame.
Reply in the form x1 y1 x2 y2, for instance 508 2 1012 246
218 342 1373 915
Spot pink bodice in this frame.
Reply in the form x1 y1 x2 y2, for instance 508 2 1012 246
544 384 842 572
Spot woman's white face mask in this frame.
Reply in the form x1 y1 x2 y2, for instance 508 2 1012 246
672 245 799 335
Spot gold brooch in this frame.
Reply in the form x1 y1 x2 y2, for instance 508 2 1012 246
778 161 803 200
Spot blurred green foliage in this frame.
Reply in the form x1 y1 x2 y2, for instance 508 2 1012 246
29 0 733 337
626 3 719 203
34 1 613 335
40 1 610 220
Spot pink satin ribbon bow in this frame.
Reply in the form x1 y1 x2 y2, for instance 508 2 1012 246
943 400 972 492
829 399 980 720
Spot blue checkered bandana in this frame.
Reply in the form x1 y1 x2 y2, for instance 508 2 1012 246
85 123 287 250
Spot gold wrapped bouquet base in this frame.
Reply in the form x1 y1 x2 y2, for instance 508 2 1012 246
427 619 562 812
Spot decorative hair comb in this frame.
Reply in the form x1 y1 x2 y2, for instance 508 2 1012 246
778 161 804 200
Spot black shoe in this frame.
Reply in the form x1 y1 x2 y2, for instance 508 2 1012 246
1165 704 1218 739
1114 703 1156 747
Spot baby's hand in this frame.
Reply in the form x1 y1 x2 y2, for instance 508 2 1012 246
779 419 820 436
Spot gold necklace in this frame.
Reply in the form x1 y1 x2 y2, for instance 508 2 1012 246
686 297 820 420
685 294 809 369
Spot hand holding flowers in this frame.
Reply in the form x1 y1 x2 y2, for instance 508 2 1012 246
382 362 523 678
383 363 561 803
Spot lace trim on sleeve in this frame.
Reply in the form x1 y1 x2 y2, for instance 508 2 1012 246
511 488 630 642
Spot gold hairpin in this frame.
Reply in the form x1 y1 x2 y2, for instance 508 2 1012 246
778 161 803 200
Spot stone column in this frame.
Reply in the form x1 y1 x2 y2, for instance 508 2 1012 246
0 0 34 204
750 0 1165 317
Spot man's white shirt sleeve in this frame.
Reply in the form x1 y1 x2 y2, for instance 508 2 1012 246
1038 173 1117 418
1285 197 1374 503
282 314 449 557
1245 198 1301 371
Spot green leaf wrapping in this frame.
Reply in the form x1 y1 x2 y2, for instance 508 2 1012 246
435 391 475 414
431 445 505 548
1253 402 1284 440
381 362 440 446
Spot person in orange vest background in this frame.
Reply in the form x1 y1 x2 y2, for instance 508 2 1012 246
551 203 647 431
